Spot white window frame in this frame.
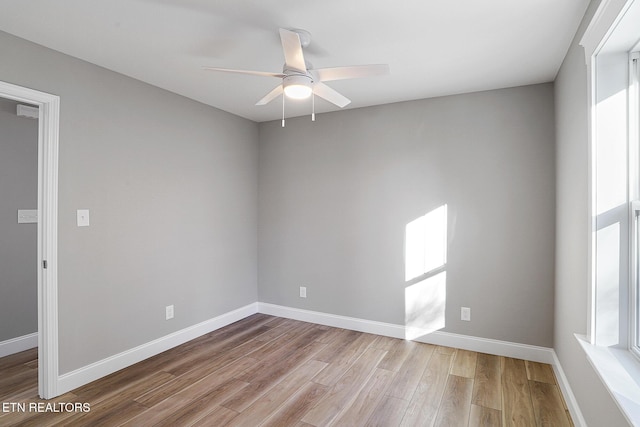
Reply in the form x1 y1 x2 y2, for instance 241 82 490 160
631 51 640 360
632 202 640 358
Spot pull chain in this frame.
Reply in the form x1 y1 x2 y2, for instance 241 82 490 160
312 92 315 122
281 93 285 127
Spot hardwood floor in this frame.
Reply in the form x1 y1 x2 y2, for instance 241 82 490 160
0 314 573 426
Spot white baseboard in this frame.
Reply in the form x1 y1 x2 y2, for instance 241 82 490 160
0 332 38 358
551 350 587 427
258 302 554 363
56 303 258 395
259 303 410 341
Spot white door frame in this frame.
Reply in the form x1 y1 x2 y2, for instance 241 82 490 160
0 80 59 399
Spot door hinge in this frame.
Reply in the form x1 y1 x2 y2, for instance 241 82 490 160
43 260 47 269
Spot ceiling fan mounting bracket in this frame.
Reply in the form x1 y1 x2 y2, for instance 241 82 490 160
289 28 312 48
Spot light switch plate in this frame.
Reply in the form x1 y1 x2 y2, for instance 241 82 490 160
77 209 90 227
18 209 38 224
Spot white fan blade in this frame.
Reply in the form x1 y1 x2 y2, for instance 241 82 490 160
313 82 351 108
279 29 307 72
256 85 284 106
313 64 389 82
203 66 285 79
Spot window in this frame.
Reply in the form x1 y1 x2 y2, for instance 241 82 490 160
585 0 640 354
579 0 640 423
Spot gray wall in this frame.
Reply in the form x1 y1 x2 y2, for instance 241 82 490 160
554 0 629 425
0 30 259 374
258 84 556 347
0 98 38 342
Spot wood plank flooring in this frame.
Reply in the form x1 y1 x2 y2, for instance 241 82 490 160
0 314 573 426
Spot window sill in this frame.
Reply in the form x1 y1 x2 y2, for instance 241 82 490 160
575 334 640 425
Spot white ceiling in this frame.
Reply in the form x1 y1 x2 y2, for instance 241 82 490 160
0 0 589 122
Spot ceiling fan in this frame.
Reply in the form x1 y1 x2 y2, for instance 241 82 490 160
204 28 389 122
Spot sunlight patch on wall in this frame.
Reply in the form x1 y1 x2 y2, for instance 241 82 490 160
405 271 447 340
404 204 448 340
404 204 448 281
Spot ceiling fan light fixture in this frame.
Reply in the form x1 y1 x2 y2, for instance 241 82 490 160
283 75 313 99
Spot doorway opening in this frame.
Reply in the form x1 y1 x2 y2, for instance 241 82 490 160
0 80 59 399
